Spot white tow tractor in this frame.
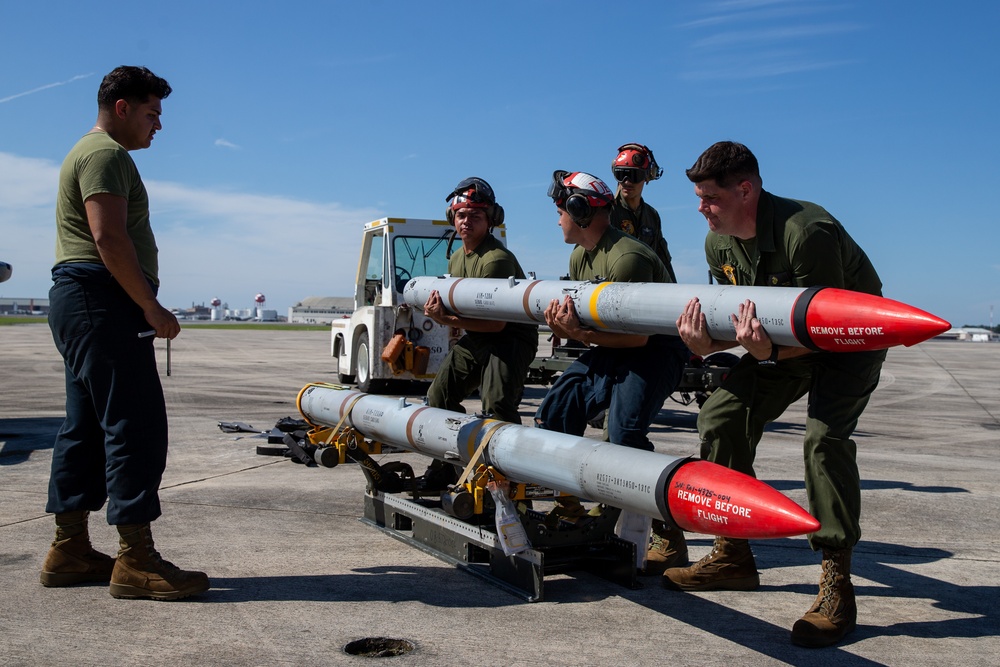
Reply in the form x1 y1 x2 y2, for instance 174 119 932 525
331 217 514 393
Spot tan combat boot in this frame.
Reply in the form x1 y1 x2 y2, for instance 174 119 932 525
661 536 760 591
40 511 116 587
791 548 856 647
642 520 689 575
109 523 210 601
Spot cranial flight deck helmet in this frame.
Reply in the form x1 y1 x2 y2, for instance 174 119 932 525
547 170 614 228
444 177 505 227
611 143 664 184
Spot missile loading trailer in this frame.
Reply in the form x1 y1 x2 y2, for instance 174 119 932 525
293 384 820 601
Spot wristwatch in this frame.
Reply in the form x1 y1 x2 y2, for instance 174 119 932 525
758 343 779 365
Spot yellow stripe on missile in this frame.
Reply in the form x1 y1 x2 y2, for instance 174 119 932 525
464 420 486 460
463 418 505 462
588 282 611 329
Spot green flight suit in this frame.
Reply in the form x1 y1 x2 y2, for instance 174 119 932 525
426 234 538 424
609 193 677 283
698 191 886 551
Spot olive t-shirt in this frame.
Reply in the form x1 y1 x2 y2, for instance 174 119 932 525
54 131 159 284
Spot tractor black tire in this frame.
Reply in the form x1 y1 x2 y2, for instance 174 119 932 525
355 330 386 393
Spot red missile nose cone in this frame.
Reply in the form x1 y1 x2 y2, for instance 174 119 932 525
802 289 951 352
667 461 820 539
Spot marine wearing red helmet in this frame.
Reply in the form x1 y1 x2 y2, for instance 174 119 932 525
444 176 504 227
612 143 663 184
536 163 691 542
547 170 614 228
608 142 675 282
420 175 537 496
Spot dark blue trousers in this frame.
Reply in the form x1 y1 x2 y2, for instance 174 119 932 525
535 336 688 451
46 264 167 525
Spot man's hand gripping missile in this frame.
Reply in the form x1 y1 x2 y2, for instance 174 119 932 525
679 297 809 363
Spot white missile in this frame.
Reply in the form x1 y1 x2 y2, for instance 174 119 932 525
297 383 821 539
402 276 950 352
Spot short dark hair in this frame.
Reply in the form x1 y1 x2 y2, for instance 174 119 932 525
685 141 760 188
97 66 172 109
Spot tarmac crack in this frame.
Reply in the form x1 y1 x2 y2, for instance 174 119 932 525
159 459 288 490
162 499 357 517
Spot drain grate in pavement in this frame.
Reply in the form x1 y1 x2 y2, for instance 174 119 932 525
343 637 415 658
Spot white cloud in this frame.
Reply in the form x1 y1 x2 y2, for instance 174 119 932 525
0 151 384 310
0 152 60 207
0 153 60 290
693 23 862 49
0 73 94 104
680 51 857 81
679 2 862 82
214 138 240 150
681 0 833 28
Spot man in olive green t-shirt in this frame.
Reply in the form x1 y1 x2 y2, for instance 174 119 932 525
536 170 687 450
535 171 689 547
42 66 208 601
420 177 538 490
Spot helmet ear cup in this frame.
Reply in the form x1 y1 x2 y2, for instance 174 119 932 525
565 193 593 227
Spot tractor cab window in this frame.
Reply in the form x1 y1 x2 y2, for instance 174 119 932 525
392 233 452 294
361 233 385 306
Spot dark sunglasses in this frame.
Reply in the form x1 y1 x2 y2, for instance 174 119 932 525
613 167 646 184
547 170 572 205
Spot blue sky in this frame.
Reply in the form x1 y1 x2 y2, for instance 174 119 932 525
1 0 997 327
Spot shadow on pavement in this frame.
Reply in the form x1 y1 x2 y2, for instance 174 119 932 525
0 417 61 465
201 566 525 607
606 538 991 665
763 478 969 494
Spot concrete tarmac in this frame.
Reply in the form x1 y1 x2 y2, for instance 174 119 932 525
1 323 997 666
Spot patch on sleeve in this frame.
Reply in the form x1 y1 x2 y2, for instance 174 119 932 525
764 271 792 286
